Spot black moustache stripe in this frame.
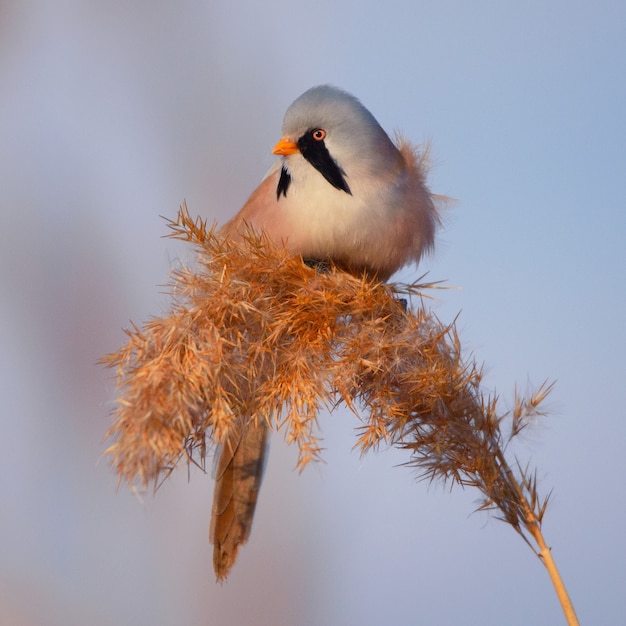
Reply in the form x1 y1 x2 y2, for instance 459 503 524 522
277 166 291 199
298 133 351 195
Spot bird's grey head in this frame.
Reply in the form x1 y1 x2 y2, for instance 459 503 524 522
283 85 379 137
277 85 398 198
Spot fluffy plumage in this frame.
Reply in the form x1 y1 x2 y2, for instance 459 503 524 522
221 85 439 280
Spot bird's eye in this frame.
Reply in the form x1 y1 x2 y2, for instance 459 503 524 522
311 129 326 141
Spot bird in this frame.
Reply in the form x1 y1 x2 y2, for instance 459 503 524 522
210 84 440 580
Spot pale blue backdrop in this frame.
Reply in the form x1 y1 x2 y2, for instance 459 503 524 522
1 1 624 624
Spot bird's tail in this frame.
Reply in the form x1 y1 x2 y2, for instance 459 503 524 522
210 419 269 581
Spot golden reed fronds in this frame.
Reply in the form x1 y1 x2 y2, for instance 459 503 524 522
103 204 578 625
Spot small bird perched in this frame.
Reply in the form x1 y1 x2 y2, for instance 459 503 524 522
211 85 440 580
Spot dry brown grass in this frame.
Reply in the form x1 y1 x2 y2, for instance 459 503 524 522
103 203 578 624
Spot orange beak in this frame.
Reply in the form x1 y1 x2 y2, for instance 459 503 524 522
272 138 299 156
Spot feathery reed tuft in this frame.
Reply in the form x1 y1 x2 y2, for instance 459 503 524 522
103 203 578 624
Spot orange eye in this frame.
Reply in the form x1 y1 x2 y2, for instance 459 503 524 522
311 129 326 141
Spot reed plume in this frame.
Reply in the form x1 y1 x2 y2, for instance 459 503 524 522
103 203 578 624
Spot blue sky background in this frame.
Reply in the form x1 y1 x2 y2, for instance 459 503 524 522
1 1 625 624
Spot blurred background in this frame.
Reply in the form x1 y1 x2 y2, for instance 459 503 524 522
1 1 624 624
